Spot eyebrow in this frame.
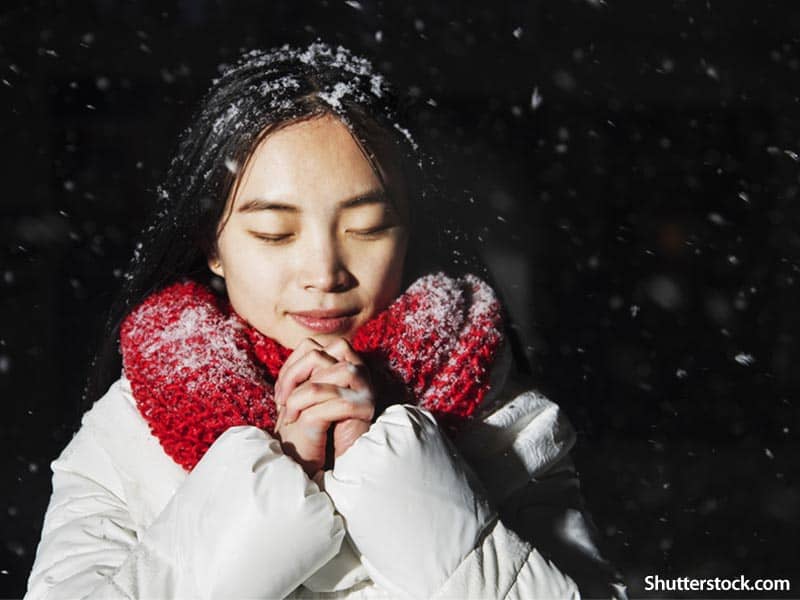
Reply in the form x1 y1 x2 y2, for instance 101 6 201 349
236 189 389 214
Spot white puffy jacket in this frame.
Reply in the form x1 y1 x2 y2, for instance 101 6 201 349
26 366 626 599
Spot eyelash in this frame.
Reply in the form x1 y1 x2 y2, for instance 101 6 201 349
251 225 394 245
347 225 393 239
253 233 293 244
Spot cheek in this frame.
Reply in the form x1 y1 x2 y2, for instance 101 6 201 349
220 244 285 310
359 238 407 300
386 233 408 277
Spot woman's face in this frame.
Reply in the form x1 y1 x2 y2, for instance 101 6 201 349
209 114 408 348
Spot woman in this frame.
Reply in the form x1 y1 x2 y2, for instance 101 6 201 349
26 41 626 599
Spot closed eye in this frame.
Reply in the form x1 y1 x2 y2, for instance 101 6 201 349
250 232 294 244
346 224 396 239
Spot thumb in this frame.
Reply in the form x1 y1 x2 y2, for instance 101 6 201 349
333 418 370 458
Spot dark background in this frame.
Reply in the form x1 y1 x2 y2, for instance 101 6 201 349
2 0 799 598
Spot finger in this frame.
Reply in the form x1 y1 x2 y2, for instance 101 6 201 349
283 381 350 424
322 338 364 365
308 360 371 394
274 399 287 433
333 418 370 458
285 367 373 424
295 394 375 429
276 347 338 408
276 337 364 409
276 419 329 476
281 337 324 375
275 338 324 402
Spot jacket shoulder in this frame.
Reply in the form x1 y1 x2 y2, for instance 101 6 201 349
457 385 577 506
54 375 186 527
51 376 135 483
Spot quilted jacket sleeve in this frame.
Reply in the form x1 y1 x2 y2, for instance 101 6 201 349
322 403 582 600
25 382 345 600
457 390 628 599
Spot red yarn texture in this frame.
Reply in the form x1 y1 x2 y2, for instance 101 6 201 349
120 272 504 471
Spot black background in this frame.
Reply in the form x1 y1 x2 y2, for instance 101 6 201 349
2 1 799 597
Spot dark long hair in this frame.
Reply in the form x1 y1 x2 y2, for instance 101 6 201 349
83 40 475 408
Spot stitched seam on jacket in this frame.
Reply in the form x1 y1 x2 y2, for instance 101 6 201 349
502 541 533 600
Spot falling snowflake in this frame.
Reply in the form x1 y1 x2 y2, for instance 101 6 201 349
530 87 543 110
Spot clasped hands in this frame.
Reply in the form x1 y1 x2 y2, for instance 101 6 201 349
273 337 376 477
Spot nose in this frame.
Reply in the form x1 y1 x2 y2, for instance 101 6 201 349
299 233 354 293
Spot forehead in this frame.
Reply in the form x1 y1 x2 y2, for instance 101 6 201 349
230 115 381 205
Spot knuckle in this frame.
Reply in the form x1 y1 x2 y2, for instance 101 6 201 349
328 338 359 360
285 394 306 413
290 383 310 400
327 338 349 351
337 386 370 405
297 338 316 352
338 360 367 382
311 349 330 362
285 385 302 402
336 360 355 373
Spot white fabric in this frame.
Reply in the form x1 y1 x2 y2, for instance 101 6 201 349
322 405 497 599
26 374 625 599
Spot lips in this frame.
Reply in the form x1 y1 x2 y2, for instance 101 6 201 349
289 309 358 334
